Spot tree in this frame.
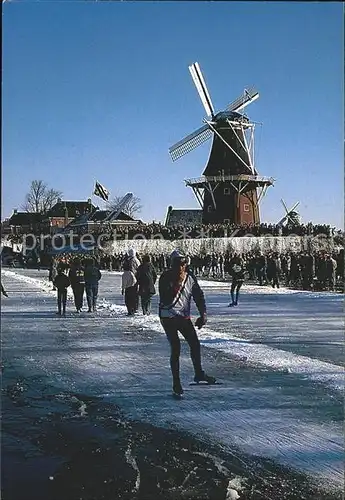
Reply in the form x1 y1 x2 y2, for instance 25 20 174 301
22 180 63 213
107 194 142 218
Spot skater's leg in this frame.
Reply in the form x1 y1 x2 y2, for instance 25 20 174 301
85 284 92 311
125 286 136 315
180 319 216 384
80 284 85 310
146 295 152 315
57 289 62 314
258 270 262 285
125 287 136 315
62 290 67 315
130 286 137 314
229 281 236 305
235 282 242 304
72 286 77 310
161 318 182 393
141 294 148 315
179 319 203 378
92 284 98 311
134 284 139 312
124 288 131 314
77 284 84 310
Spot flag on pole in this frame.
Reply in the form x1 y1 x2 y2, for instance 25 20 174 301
94 181 110 201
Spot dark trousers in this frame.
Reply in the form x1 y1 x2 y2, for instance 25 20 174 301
134 284 139 312
57 289 67 314
257 268 266 285
160 317 203 383
125 286 137 315
85 283 98 311
271 273 280 288
140 293 152 315
230 280 243 304
302 273 313 290
72 284 85 310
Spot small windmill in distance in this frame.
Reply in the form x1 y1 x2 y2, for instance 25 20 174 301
276 199 301 227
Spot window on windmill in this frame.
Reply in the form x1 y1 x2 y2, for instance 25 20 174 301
243 203 250 212
207 205 213 213
224 188 230 195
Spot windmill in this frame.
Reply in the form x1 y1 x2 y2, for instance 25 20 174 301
169 62 274 225
276 199 301 227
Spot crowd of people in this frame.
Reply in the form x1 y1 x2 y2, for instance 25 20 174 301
50 257 102 316
45 246 343 304
94 249 342 292
6 220 343 243
102 221 340 239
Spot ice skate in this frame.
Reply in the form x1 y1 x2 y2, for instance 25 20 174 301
172 380 184 399
194 372 216 384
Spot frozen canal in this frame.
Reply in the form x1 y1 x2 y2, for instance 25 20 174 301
1 268 344 499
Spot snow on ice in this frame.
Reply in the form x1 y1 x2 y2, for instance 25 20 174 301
1 268 344 490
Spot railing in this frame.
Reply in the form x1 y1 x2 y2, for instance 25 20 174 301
185 175 275 185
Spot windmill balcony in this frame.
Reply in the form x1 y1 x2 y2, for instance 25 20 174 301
185 174 274 187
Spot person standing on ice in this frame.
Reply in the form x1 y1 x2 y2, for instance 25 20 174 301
136 254 157 315
84 258 101 312
125 248 141 312
159 250 216 397
53 265 70 316
121 260 137 316
126 248 141 273
228 254 245 307
69 257 85 312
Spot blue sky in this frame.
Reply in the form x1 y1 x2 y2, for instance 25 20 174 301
2 2 343 227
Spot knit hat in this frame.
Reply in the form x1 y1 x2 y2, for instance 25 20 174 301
170 249 187 262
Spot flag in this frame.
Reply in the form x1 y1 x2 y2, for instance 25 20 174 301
94 181 110 201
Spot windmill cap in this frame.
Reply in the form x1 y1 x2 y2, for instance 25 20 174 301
170 250 186 261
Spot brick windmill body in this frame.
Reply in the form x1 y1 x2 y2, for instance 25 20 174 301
169 62 274 225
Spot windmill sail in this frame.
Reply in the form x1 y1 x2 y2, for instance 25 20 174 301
226 87 259 113
189 62 215 118
169 124 212 162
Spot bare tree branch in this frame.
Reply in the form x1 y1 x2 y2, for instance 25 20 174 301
107 195 142 218
21 180 63 213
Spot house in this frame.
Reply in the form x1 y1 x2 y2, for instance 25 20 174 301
7 210 44 234
41 199 97 232
165 206 202 227
6 198 142 236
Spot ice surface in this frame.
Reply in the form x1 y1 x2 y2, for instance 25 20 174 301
1 268 344 489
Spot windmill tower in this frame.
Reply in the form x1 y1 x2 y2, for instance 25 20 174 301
169 62 274 225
